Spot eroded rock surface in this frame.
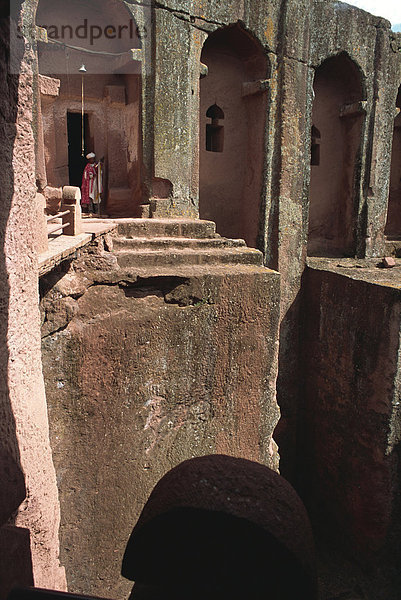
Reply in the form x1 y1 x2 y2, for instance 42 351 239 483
40 221 281 596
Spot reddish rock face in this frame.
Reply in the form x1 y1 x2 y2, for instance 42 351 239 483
0 6 65 595
40 222 281 597
382 256 396 268
299 259 401 587
5 2 401 599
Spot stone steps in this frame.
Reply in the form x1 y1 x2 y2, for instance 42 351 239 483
105 218 263 269
115 247 263 268
114 218 217 239
112 236 246 251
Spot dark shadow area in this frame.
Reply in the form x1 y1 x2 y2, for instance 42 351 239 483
8 589 111 600
127 508 310 600
0 452 33 600
0 5 34 599
273 288 302 483
385 85 401 238
119 277 189 300
308 52 366 257
122 455 317 600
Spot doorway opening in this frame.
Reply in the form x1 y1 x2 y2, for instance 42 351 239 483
307 52 366 257
199 24 270 248
36 0 144 217
67 112 90 187
385 85 401 239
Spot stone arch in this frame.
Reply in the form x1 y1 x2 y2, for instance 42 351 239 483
199 23 270 248
35 0 144 216
122 455 317 600
308 52 366 256
385 85 401 238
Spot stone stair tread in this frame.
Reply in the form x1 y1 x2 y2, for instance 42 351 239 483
112 218 218 239
112 236 246 248
116 246 262 255
118 263 276 277
114 246 263 268
115 247 262 257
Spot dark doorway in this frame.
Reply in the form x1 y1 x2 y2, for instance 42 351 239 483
67 112 89 187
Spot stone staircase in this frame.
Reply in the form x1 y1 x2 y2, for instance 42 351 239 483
109 218 264 271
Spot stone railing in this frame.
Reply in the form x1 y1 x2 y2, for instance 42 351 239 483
45 186 82 239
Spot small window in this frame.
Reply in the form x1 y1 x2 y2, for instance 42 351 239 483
206 104 224 153
311 125 321 166
206 124 224 152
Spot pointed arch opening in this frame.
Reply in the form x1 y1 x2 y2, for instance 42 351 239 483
199 24 270 248
307 52 366 257
35 0 143 217
385 86 401 239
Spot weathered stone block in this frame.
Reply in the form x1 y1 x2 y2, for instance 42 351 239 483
62 186 82 237
40 244 281 597
382 256 396 268
39 74 60 97
299 258 401 578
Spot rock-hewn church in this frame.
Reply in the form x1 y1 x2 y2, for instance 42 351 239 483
1 1 401 598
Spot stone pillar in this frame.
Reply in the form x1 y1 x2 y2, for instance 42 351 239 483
35 88 47 192
151 9 198 218
361 27 401 257
1 10 66 590
62 186 82 236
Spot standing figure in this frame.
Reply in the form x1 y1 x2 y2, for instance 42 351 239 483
81 152 103 215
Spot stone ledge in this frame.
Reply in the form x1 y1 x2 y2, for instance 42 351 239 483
306 256 401 289
38 222 118 277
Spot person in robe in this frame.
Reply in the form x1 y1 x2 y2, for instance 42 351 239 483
81 152 103 215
